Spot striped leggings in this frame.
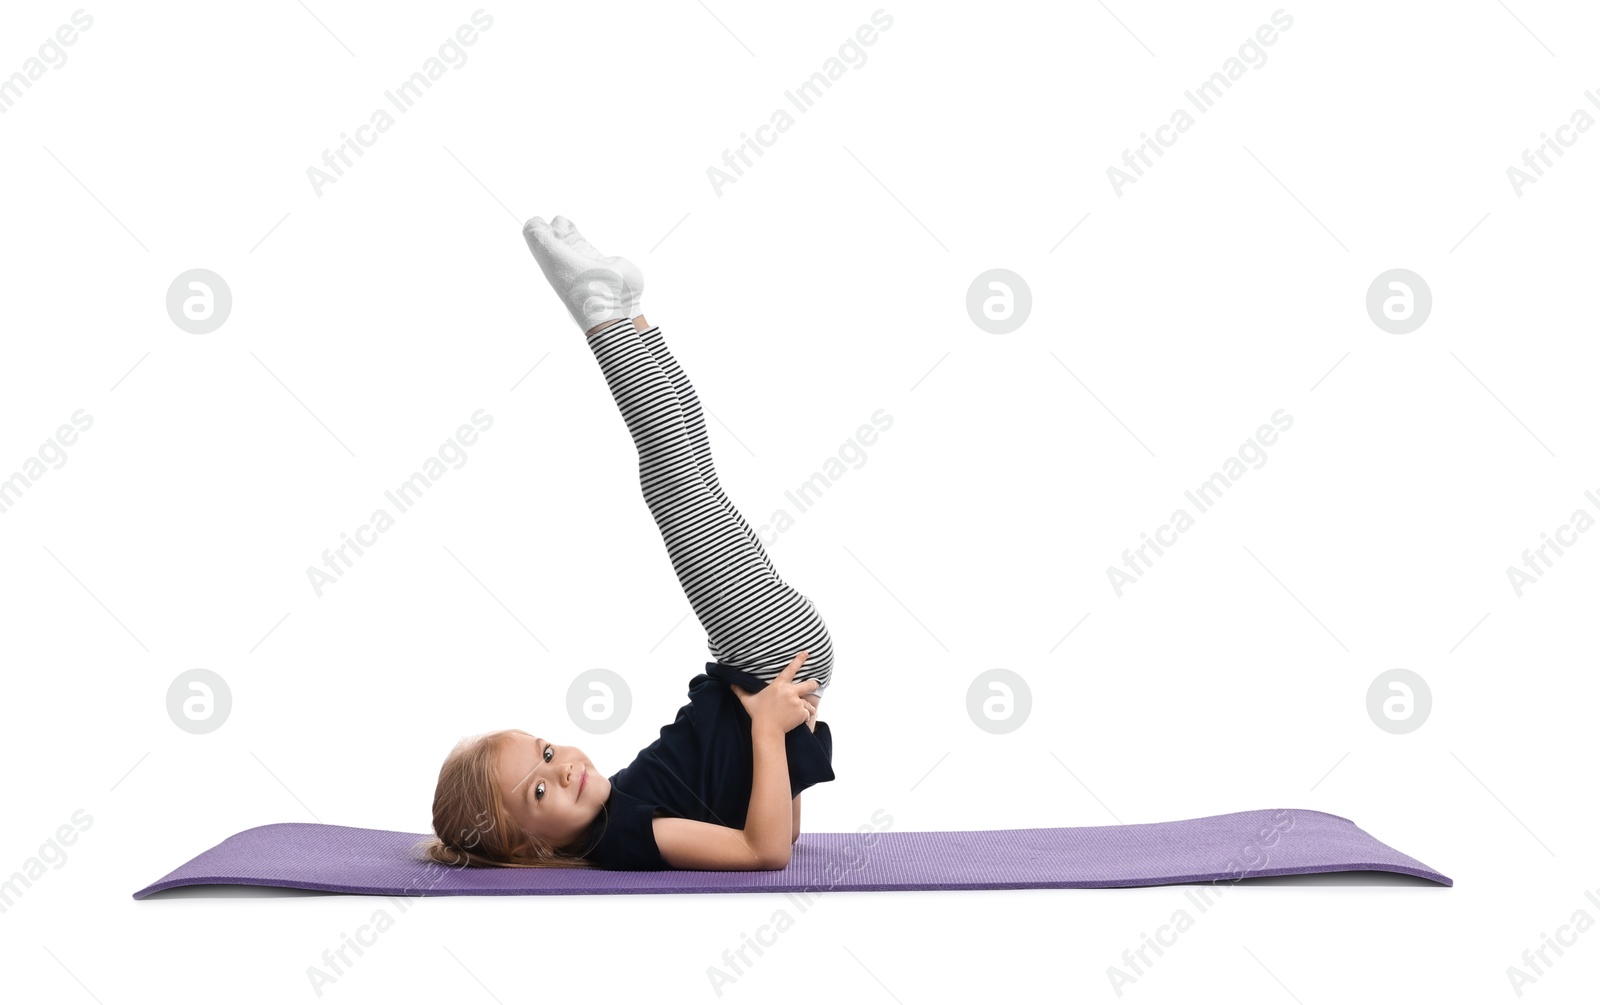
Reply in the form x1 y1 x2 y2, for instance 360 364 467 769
584 317 834 694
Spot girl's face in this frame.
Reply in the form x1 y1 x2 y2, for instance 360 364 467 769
494 730 609 850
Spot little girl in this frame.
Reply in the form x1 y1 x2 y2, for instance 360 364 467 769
423 217 835 871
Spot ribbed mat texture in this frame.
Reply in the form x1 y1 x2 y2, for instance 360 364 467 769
133 807 1450 898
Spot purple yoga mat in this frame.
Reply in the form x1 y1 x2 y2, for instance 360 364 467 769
133 808 1450 897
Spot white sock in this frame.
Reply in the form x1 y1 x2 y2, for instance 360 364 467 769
523 215 644 331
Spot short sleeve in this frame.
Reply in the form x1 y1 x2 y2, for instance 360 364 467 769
582 786 671 871
787 719 834 797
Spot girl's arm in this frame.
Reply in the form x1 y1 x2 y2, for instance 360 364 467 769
744 720 793 867
652 723 794 869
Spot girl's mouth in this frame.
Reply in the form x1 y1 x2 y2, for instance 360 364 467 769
578 767 587 797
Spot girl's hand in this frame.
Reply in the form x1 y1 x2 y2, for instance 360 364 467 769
729 651 818 734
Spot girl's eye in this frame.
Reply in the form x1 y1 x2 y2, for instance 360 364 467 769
532 744 554 801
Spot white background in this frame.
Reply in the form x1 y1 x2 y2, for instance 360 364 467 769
2 0 1597 1001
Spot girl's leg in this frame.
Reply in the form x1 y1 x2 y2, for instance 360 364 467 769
585 318 833 691
633 320 780 578
636 319 832 697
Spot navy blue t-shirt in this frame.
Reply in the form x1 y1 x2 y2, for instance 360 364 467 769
580 662 835 870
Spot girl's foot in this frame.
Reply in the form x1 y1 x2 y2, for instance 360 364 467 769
523 215 644 333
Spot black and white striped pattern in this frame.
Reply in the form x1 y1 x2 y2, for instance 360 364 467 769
586 317 834 692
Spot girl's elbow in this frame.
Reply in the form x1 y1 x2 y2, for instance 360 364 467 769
759 845 792 870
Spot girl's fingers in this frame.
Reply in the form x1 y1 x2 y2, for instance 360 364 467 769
778 651 808 679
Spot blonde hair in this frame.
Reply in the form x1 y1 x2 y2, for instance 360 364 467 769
418 729 602 869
